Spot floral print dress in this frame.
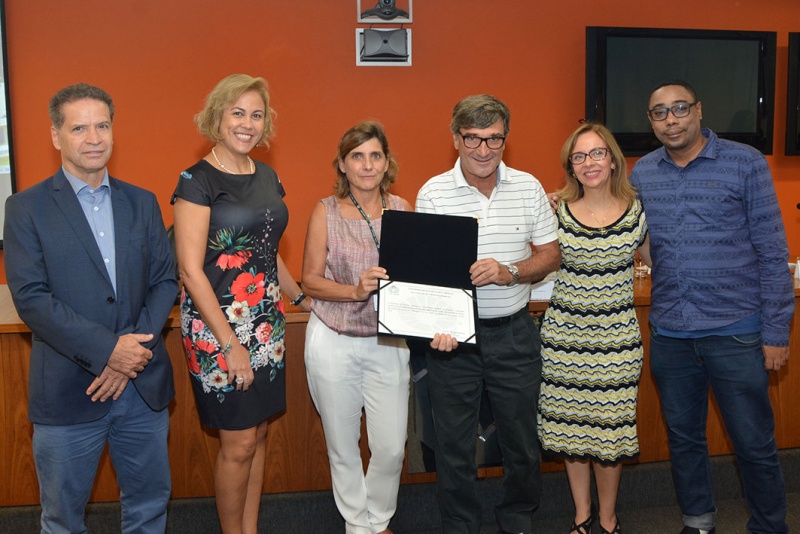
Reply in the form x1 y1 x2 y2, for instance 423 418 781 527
171 159 288 430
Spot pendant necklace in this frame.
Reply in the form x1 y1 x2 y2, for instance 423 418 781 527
585 201 611 234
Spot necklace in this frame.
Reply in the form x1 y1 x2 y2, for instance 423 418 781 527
212 147 254 175
348 192 386 251
584 200 612 234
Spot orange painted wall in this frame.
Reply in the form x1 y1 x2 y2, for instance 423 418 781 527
1 0 799 284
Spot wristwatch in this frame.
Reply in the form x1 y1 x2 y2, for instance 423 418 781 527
505 264 520 287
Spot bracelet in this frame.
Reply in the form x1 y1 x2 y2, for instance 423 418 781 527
290 292 307 306
221 333 234 357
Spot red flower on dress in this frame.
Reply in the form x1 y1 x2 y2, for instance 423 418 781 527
195 339 218 357
183 337 201 375
216 353 229 372
209 228 253 271
216 250 252 271
231 272 266 307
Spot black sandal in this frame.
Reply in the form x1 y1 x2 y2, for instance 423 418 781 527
600 519 621 534
570 511 595 534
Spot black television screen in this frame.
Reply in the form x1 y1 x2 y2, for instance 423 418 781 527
586 27 776 156
786 32 800 156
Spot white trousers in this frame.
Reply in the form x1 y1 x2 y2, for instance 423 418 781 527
305 312 410 534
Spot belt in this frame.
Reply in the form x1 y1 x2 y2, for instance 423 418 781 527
478 307 528 328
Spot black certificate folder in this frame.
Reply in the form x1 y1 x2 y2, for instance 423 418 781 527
377 210 479 344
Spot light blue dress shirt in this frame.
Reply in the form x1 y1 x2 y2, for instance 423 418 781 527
64 168 117 293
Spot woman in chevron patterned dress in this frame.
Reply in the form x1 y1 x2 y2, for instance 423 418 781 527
538 123 651 534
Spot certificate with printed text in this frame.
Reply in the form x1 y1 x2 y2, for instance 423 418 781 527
377 210 479 344
377 280 477 343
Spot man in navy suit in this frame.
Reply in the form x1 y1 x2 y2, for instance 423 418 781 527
3 83 177 533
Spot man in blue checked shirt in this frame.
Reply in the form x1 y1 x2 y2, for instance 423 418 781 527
629 80 794 534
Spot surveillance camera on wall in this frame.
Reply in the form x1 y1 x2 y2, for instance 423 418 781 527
360 0 410 21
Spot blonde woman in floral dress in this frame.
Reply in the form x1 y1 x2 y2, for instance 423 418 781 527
172 74 308 533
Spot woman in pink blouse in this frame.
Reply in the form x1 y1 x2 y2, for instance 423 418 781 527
301 121 411 534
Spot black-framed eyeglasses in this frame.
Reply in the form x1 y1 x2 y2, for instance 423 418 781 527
648 102 698 121
459 133 506 149
569 147 609 166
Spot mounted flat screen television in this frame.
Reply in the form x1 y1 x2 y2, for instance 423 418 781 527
786 32 800 156
585 27 777 156
0 0 14 248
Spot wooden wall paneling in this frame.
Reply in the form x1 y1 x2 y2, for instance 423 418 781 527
165 328 218 499
264 317 332 493
0 333 37 505
631 306 671 463
773 303 800 447
1 283 797 507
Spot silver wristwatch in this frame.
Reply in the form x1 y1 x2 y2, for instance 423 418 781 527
505 264 520 287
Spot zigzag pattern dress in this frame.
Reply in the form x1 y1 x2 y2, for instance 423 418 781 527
537 199 647 463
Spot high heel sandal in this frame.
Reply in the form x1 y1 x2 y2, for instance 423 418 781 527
600 519 621 534
570 510 595 534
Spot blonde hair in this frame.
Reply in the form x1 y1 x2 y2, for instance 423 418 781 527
194 74 275 147
557 122 636 205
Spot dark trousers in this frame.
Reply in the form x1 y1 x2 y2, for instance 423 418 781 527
425 311 542 534
33 386 171 534
650 329 788 533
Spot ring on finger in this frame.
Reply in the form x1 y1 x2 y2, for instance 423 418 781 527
236 376 244 384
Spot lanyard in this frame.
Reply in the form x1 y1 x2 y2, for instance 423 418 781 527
348 192 385 251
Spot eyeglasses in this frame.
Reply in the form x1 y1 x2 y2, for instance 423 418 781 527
648 102 698 121
568 147 609 166
459 133 506 149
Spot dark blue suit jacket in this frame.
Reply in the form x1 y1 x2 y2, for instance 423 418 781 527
3 169 177 424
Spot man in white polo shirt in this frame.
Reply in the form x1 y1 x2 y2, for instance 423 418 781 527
416 94 560 534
